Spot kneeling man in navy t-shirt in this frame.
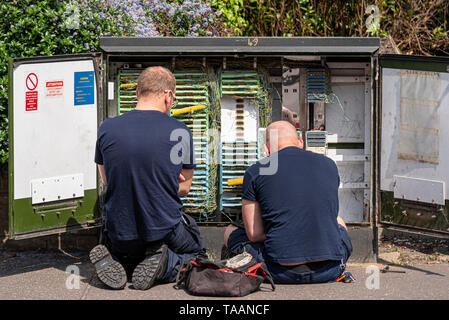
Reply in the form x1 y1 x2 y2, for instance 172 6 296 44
90 66 206 290
224 121 353 284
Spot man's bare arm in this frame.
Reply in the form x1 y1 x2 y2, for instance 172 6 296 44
242 199 266 243
98 164 107 186
178 168 194 197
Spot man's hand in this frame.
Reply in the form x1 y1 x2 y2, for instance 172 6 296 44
179 173 186 182
242 199 266 243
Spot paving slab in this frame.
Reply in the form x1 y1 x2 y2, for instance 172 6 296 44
0 251 89 300
2 250 449 300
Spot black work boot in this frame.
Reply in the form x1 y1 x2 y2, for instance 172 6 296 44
89 244 127 290
132 243 169 290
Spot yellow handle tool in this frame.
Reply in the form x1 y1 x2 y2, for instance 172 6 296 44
171 105 207 115
227 177 244 186
120 82 137 89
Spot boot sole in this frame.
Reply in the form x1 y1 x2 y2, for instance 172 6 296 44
132 244 168 290
89 244 127 290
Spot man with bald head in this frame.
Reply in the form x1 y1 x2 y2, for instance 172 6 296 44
224 121 353 284
90 66 206 290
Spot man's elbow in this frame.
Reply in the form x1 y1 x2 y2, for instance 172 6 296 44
247 231 266 243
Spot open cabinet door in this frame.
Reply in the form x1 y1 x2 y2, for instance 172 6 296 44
379 54 449 233
8 54 103 239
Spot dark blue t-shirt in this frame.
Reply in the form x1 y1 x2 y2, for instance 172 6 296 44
95 110 195 242
242 146 344 264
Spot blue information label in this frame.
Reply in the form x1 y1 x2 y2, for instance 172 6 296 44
74 71 95 106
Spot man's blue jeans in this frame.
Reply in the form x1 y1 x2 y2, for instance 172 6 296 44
104 213 206 283
227 225 353 284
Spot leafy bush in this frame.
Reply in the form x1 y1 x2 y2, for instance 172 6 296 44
210 0 247 36
2 0 446 166
210 0 448 55
0 0 127 164
0 0 231 165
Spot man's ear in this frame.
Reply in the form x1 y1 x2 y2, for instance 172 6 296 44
136 88 139 99
164 92 172 113
264 143 270 156
298 138 304 149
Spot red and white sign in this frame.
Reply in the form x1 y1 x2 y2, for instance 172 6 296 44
26 73 38 91
25 91 38 111
45 80 64 97
25 72 39 111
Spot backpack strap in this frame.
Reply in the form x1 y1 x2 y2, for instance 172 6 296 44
174 258 194 290
259 262 276 291
244 262 275 291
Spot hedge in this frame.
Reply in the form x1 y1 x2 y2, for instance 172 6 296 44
211 0 448 55
0 0 231 165
2 0 447 165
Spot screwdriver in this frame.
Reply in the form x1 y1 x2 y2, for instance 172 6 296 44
380 265 406 273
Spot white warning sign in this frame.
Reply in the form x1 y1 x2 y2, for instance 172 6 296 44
45 80 64 98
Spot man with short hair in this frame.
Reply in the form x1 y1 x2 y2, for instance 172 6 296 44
90 66 206 290
223 121 353 284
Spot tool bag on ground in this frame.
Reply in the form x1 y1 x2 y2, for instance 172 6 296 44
174 252 275 297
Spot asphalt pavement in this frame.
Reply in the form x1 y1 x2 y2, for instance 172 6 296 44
0 250 448 300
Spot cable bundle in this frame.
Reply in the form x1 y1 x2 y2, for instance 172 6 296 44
118 73 139 114
219 69 272 216
171 71 215 221
116 64 274 222
256 67 273 128
306 67 330 103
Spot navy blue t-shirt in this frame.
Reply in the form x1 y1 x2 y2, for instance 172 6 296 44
95 110 196 242
242 146 344 264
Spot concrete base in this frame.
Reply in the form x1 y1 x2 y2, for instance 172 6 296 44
378 224 449 241
346 226 376 263
1 228 100 252
199 225 376 263
2 225 376 264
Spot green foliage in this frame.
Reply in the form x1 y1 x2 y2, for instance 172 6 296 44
0 0 232 164
211 0 448 55
1 0 447 165
146 0 232 37
0 0 130 164
210 0 247 35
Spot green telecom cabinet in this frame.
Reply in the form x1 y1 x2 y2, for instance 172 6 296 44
7 38 449 262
